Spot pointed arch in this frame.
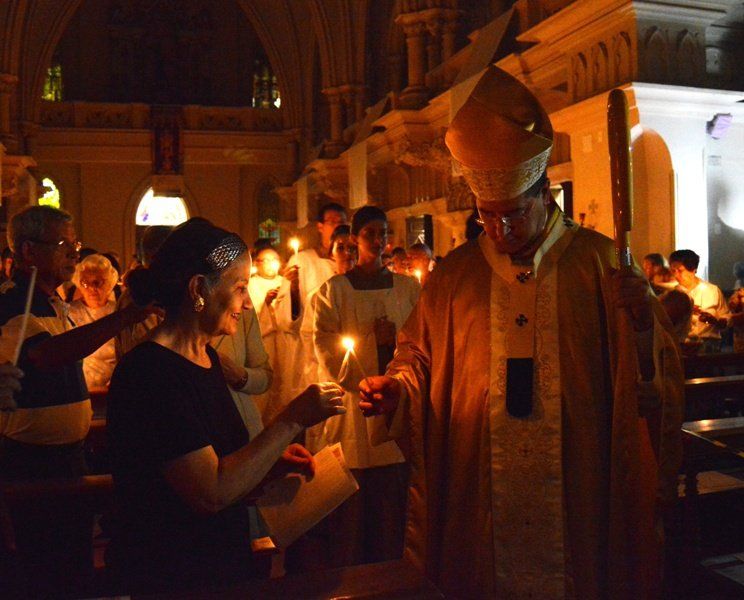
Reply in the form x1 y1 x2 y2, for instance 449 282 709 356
122 176 200 268
307 0 337 89
236 0 302 127
21 0 82 123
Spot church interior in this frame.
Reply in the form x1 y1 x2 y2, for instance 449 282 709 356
2 0 744 598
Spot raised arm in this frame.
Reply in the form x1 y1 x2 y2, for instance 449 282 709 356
28 303 151 370
163 383 344 514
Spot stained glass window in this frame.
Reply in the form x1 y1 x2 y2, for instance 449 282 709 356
42 64 63 102
258 218 280 244
252 58 281 109
38 178 61 208
135 189 188 226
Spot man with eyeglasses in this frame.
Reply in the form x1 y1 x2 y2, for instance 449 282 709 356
286 201 348 306
359 67 683 599
0 205 152 592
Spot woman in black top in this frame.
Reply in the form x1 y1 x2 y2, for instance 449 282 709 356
106 219 344 592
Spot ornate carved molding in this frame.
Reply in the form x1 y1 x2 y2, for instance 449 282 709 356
306 159 350 204
445 176 476 212
392 134 450 172
569 30 636 102
1 154 36 199
38 101 283 132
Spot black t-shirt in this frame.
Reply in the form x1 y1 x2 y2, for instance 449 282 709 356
106 341 252 577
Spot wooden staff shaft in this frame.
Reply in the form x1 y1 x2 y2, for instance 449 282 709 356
607 89 634 268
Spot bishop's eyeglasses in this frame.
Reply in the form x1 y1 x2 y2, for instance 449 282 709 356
474 199 537 228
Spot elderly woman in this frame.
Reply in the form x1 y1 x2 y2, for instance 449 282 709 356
106 219 344 592
68 253 119 389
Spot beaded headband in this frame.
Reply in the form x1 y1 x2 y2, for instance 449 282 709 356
205 234 247 272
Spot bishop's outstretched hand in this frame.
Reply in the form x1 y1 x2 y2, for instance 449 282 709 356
359 375 401 417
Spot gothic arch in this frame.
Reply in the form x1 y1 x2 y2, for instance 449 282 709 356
19 0 303 128
20 0 81 124
644 27 670 83
122 176 200 267
307 1 337 89
1 0 32 75
236 0 303 127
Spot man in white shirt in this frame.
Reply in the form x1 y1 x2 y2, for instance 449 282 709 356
286 201 347 305
669 249 730 353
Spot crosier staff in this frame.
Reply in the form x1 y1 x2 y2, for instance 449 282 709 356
607 88 634 268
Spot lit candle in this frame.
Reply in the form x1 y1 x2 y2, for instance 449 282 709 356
413 269 422 283
250 265 258 276
340 336 370 379
289 237 300 256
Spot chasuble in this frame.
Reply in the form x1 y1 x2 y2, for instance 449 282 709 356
384 213 683 599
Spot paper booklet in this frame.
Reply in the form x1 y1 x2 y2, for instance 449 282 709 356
256 443 359 549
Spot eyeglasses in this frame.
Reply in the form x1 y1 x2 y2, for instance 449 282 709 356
80 278 106 290
29 238 82 254
475 200 537 228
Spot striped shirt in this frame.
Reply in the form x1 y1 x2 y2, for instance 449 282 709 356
0 273 90 445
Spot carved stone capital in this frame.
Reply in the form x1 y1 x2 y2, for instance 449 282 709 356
395 14 427 38
2 155 37 199
274 185 297 205
393 135 451 172
313 174 349 201
445 177 476 212
322 87 342 104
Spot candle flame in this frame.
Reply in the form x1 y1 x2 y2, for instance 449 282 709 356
341 336 355 352
250 265 258 275
289 238 300 252
413 269 422 282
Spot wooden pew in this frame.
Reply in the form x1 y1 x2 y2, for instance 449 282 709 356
685 375 744 421
0 474 118 597
685 352 744 379
674 419 744 597
137 558 443 599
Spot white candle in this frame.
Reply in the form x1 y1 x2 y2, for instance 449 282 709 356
341 336 370 380
12 266 37 366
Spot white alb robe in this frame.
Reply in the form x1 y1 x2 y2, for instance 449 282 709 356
310 273 420 469
248 274 301 422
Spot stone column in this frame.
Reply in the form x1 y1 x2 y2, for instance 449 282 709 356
353 85 366 123
395 14 429 108
20 121 41 157
441 11 460 61
323 87 345 156
425 18 442 72
339 84 357 131
0 74 20 153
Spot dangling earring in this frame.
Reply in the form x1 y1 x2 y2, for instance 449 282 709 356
194 296 205 312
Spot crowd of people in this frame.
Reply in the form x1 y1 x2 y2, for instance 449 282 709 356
0 66 686 599
0 199 429 594
643 250 744 355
